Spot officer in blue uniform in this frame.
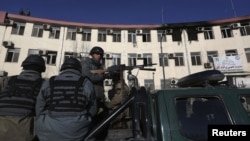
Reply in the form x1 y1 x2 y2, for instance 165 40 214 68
0 55 46 141
81 46 106 109
35 58 97 141
81 46 110 140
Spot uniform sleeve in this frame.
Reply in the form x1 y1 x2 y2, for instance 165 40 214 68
107 83 130 109
106 93 123 109
84 79 97 117
81 59 105 83
35 80 49 116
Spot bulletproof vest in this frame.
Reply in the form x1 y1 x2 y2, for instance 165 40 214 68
0 75 44 116
45 75 88 116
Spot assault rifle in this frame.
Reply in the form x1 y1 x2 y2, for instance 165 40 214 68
91 63 156 92
90 63 157 97
106 63 157 91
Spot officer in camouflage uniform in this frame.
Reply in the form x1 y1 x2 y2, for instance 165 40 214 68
0 55 46 141
107 72 130 128
35 58 97 141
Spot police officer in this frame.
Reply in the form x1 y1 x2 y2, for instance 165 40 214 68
35 58 97 141
81 46 111 140
81 46 106 110
0 55 46 141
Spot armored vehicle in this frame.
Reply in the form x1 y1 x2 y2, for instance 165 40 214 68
83 66 250 141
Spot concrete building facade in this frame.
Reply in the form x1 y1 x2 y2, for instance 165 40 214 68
1 11 250 91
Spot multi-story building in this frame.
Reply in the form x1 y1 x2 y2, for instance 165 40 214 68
1 10 250 91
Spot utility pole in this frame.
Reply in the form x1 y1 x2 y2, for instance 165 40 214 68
152 72 155 90
160 30 166 88
183 29 191 74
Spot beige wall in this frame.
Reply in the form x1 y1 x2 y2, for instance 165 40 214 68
1 22 250 90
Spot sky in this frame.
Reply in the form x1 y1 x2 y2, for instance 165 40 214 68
1 0 250 25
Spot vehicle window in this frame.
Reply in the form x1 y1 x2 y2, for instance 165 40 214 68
240 96 250 116
175 97 231 141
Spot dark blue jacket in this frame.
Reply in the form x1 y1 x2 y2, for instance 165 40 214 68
81 58 105 103
35 69 97 141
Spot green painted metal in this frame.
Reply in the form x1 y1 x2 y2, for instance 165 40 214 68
150 87 250 141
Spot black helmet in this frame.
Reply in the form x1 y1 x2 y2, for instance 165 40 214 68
60 58 82 73
89 46 104 56
21 55 46 72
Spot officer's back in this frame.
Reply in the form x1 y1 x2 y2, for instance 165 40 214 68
0 55 46 141
35 58 97 141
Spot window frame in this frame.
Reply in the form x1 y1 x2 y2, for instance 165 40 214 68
11 22 25 35
31 24 44 38
5 48 20 62
191 52 202 66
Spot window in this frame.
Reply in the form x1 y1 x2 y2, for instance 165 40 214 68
82 29 91 41
66 27 76 40
245 48 250 63
187 27 198 41
225 49 238 56
239 95 250 117
142 30 151 42
240 22 250 36
174 53 184 66
31 24 43 37
79 52 89 62
11 22 25 35
28 49 40 55
191 52 202 66
159 53 168 67
220 25 233 38
128 54 137 66
157 30 167 42
203 27 214 40
5 48 20 62
46 51 57 65
98 29 107 42
49 26 60 39
144 79 154 91
64 52 77 61
172 28 182 41
111 54 121 65
128 30 137 43
112 30 121 42
143 54 152 65
207 51 218 63
176 97 231 141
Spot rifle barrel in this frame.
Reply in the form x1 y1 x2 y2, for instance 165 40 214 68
139 68 156 71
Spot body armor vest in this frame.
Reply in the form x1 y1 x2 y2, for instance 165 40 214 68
45 75 88 116
0 75 44 116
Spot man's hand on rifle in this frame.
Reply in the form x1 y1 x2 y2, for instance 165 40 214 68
90 65 120 74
